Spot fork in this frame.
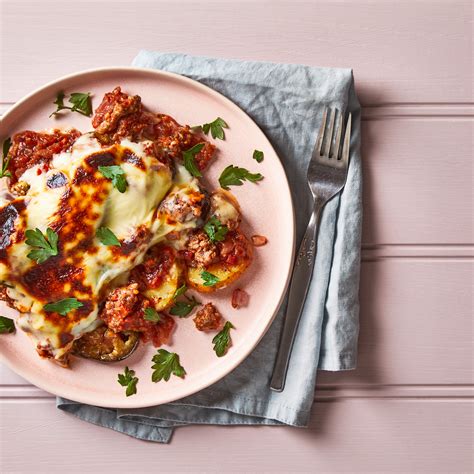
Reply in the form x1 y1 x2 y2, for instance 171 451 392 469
270 108 352 392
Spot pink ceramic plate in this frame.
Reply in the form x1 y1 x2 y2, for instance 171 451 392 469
0 67 294 408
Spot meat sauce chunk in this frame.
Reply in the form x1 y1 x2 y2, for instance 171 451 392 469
92 86 215 168
100 283 175 347
193 303 223 331
6 129 81 183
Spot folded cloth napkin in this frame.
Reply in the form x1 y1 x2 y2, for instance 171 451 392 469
57 51 362 443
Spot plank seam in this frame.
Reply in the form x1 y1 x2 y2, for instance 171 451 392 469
1 384 473 401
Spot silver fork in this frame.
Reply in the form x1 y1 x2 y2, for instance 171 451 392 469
270 108 352 392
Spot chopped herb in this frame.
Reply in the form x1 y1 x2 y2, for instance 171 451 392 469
25 227 59 264
183 143 204 178
50 91 93 117
212 321 235 357
44 298 83 316
0 137 12 179
199 117 228 140
0 316 15 334
201 270 219 287
117 366 138 397
96 227 121 247
218 165 263 190
253 149 264 163
98 165 128 193
203 217 228 243
69 92 93 116
169 295 201 317
151 349 186 383
144 307 161 323
172 284 187 300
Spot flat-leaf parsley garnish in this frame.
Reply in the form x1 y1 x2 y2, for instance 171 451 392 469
98 165 128 193
183 143 204 178
96 227 121 247
172 284 187 300
203 216 228 243
144 307 161 323
0 137 12 179
43 298 83 316
169 295 201 317
218 165 263 190
151 349 186 382
118 366 138 397
0 316 15 334
212 321 235 357
201 270 219 287
25 227 59 264
199 117 228 140
253 149 264 163
50 91 93 117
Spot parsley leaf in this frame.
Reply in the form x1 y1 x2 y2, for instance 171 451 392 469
98 165 128 193
25 227 59 264
151 349 186 382
96 227 121 247
253 149 264 163
0 316 15 334
169 295 201 317
183 143 204 178
212 321 235 357
50 91 93 117
218 165 263 190
201 270 219 287
69 92 93 116
200 117 228 140
144 307 161 323
117 366 138 397
44 298 83 316
0 137 12 179
172 284 187 300
203 216 229 243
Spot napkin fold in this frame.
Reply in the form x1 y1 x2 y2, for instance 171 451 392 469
58 51 362 443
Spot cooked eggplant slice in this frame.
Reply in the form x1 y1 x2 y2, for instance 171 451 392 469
72 325 139 362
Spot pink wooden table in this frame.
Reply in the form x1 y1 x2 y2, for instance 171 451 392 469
0 1 472 472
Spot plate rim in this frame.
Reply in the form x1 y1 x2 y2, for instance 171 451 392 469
0 66 295 408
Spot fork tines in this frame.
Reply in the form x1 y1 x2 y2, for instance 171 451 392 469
316 107 351 162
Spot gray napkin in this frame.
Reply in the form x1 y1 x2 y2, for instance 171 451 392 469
57 51 362 443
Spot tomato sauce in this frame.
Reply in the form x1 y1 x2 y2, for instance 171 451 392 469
129 244 175 290
7 129 81 183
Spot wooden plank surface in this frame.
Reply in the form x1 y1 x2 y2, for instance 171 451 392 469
0 0 473 472
0 399 472 473
0 0 472 104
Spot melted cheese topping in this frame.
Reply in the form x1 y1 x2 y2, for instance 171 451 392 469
0 134 206 361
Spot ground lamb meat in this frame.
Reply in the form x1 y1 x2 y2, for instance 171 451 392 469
218 231 251 266
193 303 223 331
92 87 216 168
185 230 218 267
6 129 81 184
100 282 175 347
101 283 141 332
160 187 209 224
129 244 175 290
92 86 142 135
152 115 215 169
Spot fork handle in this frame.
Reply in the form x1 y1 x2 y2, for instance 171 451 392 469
270 198 325 392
